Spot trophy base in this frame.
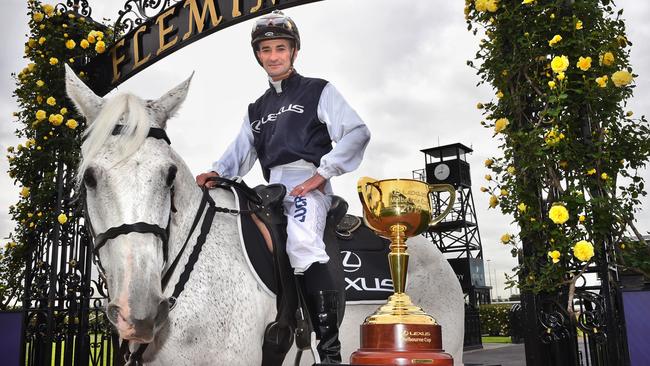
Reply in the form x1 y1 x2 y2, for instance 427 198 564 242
350 323 453 365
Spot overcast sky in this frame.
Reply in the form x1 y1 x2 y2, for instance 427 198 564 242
1 0 648 298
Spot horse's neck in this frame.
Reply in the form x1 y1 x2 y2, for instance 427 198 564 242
163 165 240 288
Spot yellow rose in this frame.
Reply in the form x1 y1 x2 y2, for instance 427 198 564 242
548 80 556 89
485 174 492 181
522 0 535 4
484 159 494 167
39 36 46 45
600 172 608 180
517 202 527 212
21 187 30 198
595 75 608 88
573 240 594 262
475 0 488 12
42 4 54 16
49 114 64 126
496 90 504 99
548 34 562 46
58 213 68 225
36 80 44 87
587 168 596 175
65 39 76 49
500 233 512 244
95 40 106 54
579 215 586 222
49 57 59 65
507 166 516 175
548 205 569 224
550 13 555 19
28 38 37 48
46 97 56 106
600 52 615 66
80 39 90 49
35 110 47 121
60 107 67 115
500 188 508 196
611 70 633 87
551 55 570 73
575 20 583 30
557 72 565 81
489 195 499 208
477 103 484 109
95 31 105 41
480 187 489 193
65 119 78 129
494 117 509 133
548 250 561 264
87 32 96 44
485 0 498 12
576 56 592 71
33 12 44 22
36 95 43 104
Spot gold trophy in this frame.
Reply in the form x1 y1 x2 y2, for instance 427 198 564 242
350 177 456 365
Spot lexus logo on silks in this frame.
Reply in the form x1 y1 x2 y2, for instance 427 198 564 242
250 104 304 133
341 250 394 293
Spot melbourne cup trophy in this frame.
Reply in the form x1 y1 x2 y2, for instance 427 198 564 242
350 177 456 365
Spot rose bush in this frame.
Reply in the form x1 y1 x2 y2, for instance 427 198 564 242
466 0 649 308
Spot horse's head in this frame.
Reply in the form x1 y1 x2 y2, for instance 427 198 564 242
65 65 192 342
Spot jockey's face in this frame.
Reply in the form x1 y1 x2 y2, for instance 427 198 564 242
256 39 297 81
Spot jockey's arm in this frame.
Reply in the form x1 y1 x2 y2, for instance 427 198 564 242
316 83 371 180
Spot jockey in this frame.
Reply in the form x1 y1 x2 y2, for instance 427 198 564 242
196 10 370 363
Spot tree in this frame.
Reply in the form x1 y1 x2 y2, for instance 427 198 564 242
1 0 113 310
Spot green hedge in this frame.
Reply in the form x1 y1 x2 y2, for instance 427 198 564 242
479 303 511 336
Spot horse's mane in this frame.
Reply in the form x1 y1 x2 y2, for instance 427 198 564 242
76 93 151 186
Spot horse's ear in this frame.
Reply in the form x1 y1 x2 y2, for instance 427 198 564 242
152 72 193 128
64 64 104 122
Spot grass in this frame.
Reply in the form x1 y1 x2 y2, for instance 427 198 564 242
24 334 114 366
482 336 512 343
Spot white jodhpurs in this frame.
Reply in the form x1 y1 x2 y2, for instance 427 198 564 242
270 160 333 273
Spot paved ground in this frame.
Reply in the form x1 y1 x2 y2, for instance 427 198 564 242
462 343 526 366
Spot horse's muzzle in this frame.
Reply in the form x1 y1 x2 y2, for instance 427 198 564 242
108 298 169 342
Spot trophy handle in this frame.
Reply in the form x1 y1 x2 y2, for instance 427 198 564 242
357 177 382 233
428 184 456 226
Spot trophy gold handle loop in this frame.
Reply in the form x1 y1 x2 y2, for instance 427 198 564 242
357 177 382 233
428 184 456 226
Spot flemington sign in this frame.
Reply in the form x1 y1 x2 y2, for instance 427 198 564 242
81 0 321 96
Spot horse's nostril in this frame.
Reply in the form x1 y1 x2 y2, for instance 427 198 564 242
107 304 121 324
155 298 170 325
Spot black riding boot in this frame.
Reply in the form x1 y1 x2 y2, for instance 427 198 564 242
313 290 342 364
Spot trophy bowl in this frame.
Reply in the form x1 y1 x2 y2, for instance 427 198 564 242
351 177 456 365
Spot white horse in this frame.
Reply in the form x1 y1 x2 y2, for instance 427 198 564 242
65 66 465 365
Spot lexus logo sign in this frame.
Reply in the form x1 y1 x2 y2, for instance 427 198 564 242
341 251 361 273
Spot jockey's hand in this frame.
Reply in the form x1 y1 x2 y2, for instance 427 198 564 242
196 171 220 188
290 173 326 197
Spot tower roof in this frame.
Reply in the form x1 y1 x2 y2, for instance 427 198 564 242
420 143 473 159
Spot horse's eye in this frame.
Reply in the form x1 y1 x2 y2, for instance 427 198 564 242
166 165 177 187
83 168 97 188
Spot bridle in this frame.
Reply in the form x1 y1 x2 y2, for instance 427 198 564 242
82 125 175 282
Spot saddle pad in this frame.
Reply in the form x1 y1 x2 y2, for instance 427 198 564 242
336 223 394 304
234 185 398 305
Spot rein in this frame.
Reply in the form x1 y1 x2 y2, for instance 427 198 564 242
82 125 262 365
